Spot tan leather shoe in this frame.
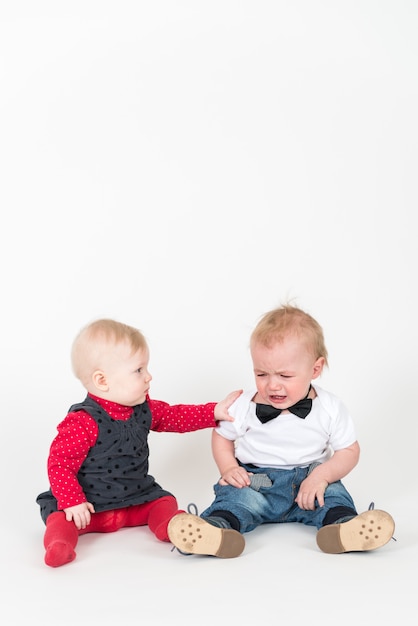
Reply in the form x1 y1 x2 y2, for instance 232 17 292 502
316 506 395 554
168 513 245 558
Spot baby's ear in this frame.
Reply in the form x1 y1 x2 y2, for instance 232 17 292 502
92 369 108 391
312 356 325 379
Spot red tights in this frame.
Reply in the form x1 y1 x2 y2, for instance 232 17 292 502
43 496 183 568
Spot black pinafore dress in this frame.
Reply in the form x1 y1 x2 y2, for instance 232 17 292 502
36 396 172 523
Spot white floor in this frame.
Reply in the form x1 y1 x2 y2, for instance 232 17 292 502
12 512 410 626
5 435 414 626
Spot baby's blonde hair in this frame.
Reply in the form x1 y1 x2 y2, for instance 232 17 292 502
250 304 329 366
71 318 148 386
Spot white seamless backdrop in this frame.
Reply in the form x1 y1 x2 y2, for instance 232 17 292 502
1 2 416 625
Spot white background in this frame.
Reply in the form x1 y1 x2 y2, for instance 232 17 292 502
1 1 416 624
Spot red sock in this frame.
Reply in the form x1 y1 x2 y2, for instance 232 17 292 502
147 496 184 542
43 512 78 568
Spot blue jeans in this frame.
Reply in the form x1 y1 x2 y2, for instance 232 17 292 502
201 462 357 533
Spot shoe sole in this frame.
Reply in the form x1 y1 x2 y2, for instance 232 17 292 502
316 509 395 553
167 513 245 558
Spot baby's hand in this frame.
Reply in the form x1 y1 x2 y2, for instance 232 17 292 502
219 465 251 488
64 502 95 530
295 475 328 510
214 389 243 422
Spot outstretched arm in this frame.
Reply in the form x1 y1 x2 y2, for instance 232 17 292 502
295 441 360 510
149 389 243 432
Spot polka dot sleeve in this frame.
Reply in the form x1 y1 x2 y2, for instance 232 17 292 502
47 411 98 510
148 397 217 432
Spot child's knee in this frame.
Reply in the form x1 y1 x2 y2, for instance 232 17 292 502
148 496 182 541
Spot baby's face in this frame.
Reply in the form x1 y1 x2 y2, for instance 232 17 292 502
100 342 152 406
251 336 324 409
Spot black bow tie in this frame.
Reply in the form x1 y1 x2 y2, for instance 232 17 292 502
256 391 313 423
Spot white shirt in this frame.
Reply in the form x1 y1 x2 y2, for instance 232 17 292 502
215 385 357 470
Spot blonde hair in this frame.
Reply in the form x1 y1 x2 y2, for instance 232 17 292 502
250 305 329 366
71 319 148 386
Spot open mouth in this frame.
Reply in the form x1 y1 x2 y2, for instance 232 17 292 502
270 395 286 404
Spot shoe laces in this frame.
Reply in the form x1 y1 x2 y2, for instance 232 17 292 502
368 501 397 542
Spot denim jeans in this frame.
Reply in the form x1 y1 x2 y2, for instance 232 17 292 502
201 462 357 533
